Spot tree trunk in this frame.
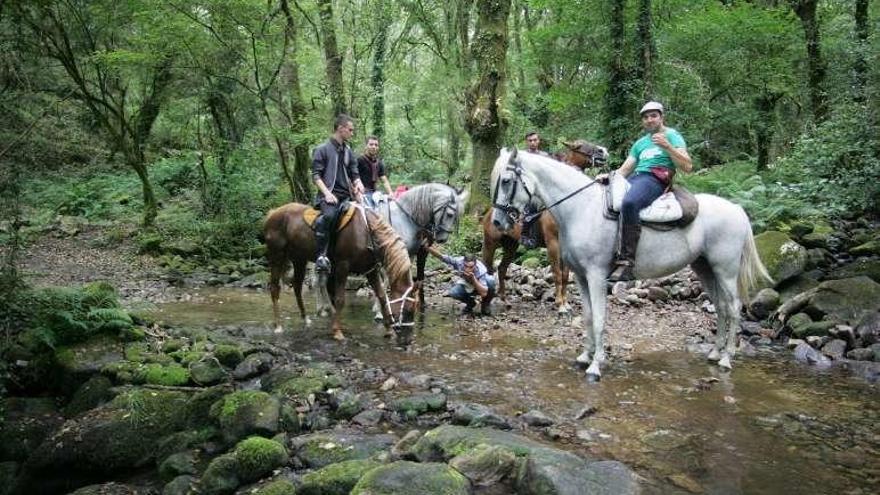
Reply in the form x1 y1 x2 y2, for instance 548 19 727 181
754 93 780 171
635 0 655 100
605 0 630 157
853 0 869 103
792 0 827 122
317 0 347 117
371 5 388 138
463 0 511 213
129 155 158 226
281 0 313 202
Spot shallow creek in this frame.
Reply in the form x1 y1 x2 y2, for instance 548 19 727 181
147 288 880 495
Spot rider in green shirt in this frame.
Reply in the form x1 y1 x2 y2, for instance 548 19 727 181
606 101 693 282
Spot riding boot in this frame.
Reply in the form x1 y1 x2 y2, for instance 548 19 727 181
608 223 641 282
315 226 331 272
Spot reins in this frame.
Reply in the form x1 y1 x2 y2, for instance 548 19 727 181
493 158 599 223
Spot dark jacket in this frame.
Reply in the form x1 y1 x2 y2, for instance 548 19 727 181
356 155 386 191
312 138 359 202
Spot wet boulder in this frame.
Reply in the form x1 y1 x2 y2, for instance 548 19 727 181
350 461 470 495
451 403 512 430
63 375 114 417
158 451 198 482
855 312 880 346
190 358 227 386
748 288 779 320
850 240 880 257
163 475 196 495
233 436 288 483
390 393 447 419
209 391 281 445
792 342 832 367
754 231 807 287
449 444 518 487
199 453 240 495
805 277 880 324
20 389 190 493
0 397 65 462
825 259 880 284
292 430 397 469
232 352 275 380
297 458 382 495
410 425 641 495
52 335 123 393
821 339 848 360
776 275 820 303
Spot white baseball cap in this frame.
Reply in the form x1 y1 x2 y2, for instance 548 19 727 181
639 101 664 115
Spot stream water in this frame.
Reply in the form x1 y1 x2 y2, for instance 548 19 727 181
147 287 880 494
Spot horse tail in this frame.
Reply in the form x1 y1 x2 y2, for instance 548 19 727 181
263 205 293 277
737 224 773 301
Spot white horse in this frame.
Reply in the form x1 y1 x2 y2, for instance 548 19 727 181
371 184 468 313
490 148 770 381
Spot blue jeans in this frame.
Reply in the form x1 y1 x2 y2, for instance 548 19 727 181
622 173 664 225
447 276 497 308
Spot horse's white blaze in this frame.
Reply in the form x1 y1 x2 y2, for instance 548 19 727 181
491 149 770 379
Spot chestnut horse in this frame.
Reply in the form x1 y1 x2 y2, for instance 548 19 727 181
264 203 418 341
481 210 570 314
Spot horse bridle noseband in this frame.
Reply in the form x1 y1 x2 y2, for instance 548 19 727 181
397 192 459 241
385 284 416 329
492 155 599 224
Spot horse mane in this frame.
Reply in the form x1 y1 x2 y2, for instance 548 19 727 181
396 183 454 225
365 209 412 284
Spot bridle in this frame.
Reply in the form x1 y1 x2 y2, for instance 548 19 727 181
396 190 459 241
385 284 417 329
492 151 600 224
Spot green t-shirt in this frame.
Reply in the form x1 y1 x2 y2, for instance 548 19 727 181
628 128 686 173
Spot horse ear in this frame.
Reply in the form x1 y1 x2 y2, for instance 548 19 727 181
509 147 518 162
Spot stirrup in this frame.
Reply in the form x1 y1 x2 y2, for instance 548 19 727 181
607 262 634 282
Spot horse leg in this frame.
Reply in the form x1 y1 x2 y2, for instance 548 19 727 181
574 272 595 366
691 257 723 362
584 269 610 382
371 269 388 321
497 240 517 304
292 260 311 328
546 235 569 315
330 277 347 341
416 248 428 307
481 237 499 291
367 271 394 337
269 258 287 334
715 272 741 371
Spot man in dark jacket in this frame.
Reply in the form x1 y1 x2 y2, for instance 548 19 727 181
356 135 393 208
312 114 365 272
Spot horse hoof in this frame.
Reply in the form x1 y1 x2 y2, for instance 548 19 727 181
304 317 313 328
333 332 346 342
374 313 384 322
273 326 284 334
585 372 601 383
719 355 733 371
574 352 591 368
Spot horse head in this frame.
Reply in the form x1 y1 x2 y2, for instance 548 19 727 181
491 148 534 233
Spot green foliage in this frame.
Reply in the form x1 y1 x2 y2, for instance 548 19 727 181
17 282 133 351
444 213 484 257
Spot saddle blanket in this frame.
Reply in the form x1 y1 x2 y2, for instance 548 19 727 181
608 172 699 227
303 205 358 231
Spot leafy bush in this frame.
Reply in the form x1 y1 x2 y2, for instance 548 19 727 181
20 282 133 350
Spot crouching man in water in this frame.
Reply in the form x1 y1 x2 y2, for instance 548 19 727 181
426 244 496 316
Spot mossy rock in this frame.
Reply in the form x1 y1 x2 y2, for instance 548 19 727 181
0 398 64 462
234 436 289 483
52 334 124 392
350 461 470 495
169 349 207 366
190 359 227 386
252 479 297 495
449 444 518 487
793 320 836 339
213 344 244 367
161 339 187 353
851 240 880 257
156 429 218 464
165 239 202 257
786 313 814 335
199 453 240 495
138 363 191 386
521 258 542 269
292 430 397 469
754 231 807 287
806 277 880 324
21 389 190 486
390 393 447 417
298 458 382 495
826 259 880 284
124 342 173 365
411 425 543 462
64 375 114 417
159 451 198 482
68 482 142 494
801 232 832 250
210 391 281 444
163 475 196 495
137 232 163 254
185 385 233 428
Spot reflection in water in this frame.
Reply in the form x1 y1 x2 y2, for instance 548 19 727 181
149 288 880 494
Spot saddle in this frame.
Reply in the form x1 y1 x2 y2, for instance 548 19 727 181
604 171 699 230
303 203 359 231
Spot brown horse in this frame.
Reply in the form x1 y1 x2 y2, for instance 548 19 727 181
482 142 609 314
481 210 570 314
263 203 418 340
